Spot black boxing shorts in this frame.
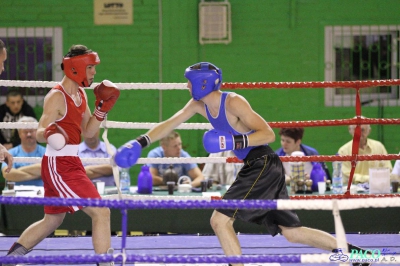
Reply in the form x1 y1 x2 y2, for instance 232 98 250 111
216 145 301 236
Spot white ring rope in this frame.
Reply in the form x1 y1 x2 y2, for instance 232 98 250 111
0 80 188 90
277 197 400 210
0 121 212 130
101 121 212 130
12 156 229 164
0 122 39 129
103 194 207 201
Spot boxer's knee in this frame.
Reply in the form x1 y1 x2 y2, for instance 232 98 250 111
210 210 233 232
44 213 66 229
85 206 110 220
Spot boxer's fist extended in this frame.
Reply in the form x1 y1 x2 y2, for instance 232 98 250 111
93 80 120 121
44 123 69 150
114 140 143 168
203 129 249 153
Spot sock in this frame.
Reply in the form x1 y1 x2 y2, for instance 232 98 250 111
7 242 30 256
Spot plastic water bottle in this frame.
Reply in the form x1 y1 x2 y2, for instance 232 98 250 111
137 165 152 194
310 163 326 192
332 161 343 194
119 168 131 194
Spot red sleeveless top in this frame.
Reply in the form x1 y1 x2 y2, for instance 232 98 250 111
52 84 86 144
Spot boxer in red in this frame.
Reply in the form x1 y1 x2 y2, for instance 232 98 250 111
2 44 120 266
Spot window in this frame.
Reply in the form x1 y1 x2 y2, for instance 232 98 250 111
0 27 63 107
325 25 400 107
199 0 231 45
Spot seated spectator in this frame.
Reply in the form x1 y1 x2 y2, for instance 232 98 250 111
275 127 331 182
1 116 45 186
78 129 116 186
338 119 392 184
202 150 242 185
147 131 204 187
0 89 37 149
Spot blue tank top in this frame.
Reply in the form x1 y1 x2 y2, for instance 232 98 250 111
205 92 255 159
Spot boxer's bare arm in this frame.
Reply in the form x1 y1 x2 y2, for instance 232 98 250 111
146 99 203 143
37 90 65 143
226 93 275 145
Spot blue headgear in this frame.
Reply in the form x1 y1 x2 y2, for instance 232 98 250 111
184 62 222 101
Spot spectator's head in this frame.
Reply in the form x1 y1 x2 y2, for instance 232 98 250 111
83 129 101 149
6 89 25 115
61 44 100 87
160 131 182 157
348 116 371 144
279 127 304 155
17 116 38 149
0 39 7 76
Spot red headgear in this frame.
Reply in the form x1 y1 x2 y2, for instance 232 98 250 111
62 52 100 87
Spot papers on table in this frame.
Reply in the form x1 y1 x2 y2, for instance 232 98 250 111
2 185 44 197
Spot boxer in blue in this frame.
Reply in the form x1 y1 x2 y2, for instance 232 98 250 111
115 62 371 266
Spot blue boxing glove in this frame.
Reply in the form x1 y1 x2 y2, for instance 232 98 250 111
114 135 151 168
203 129 249 153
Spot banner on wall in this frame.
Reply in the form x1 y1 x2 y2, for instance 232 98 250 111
94 0 133 25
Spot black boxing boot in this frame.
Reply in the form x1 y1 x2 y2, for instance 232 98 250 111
348 243 372 266
332 243 372 266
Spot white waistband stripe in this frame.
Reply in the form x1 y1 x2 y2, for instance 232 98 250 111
45 145 79 156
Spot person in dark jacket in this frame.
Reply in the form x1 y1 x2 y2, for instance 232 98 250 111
0 89 37 149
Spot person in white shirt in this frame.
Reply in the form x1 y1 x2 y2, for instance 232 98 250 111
202 150 243 185
391 154 400 181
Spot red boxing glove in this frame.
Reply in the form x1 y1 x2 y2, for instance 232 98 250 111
93 80 120 121
44 122 69 150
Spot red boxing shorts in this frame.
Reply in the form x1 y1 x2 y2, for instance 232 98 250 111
42 145 101 214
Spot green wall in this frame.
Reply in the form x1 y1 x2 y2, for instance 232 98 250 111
1 0 399 182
